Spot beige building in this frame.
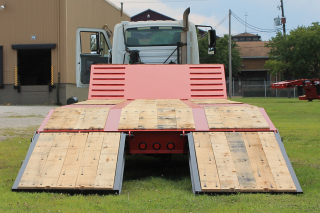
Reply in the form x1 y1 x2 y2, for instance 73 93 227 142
234 33 270 82
0 0 130 105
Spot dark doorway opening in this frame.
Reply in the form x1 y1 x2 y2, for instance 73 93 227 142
18 49 51 85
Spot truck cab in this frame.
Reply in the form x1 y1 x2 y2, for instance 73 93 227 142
111 20 199 64
75 8 216 88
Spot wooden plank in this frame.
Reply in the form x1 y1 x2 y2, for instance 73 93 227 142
84 132 105 151
176 108 195 129
95 153 118 189
156 99 171 108
142 99 157 107
90 107 110 129
204 106 270 130
73 108 95 130
44 108 68 130
33 133 74 188
225 132 258 191
245 106 269 129
74 99 126 105
127 99 145 107
189 99 242 104
59 108 82 130
118 107 141 129
218 107 239 129
18 133 56 188
76 150 101 188
209 132 240 191
258 132 296 192
38 147 69 188
95 133 121 189
233 107 254 129
204 107 224 129
242 132 277 192
56 133 88 188
74 107 110 130
138 107 158 129
168 99 189 108
193 132 221 191
157 108 177 129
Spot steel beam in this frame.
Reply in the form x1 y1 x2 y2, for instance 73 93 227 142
274 131 303 193
113 133 127 195
187 133 201 194
12 133 40 190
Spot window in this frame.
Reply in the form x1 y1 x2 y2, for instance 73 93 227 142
239 37 245 41
246 37 252 41
125 26 183 46
252 37 259 41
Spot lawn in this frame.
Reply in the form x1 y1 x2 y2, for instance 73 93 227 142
0 98 319 212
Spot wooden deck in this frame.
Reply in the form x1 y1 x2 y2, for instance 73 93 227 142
18 132 121 190
43 100 271 131
193 132 297 192
118 99 195 130
45 107 110 130
204 106 270 129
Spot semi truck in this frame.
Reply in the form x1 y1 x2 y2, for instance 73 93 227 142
12 8 302 195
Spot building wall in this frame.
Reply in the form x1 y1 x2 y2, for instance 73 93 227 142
0 0 59 85
64 0 130 84
0 0 130 104
241 58 269 71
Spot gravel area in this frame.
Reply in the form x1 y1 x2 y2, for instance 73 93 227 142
0 106 57 141
0 106 57 129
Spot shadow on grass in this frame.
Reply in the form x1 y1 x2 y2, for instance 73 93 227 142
123 154 190 182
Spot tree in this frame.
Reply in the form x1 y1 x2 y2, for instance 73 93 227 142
264 22 320 79
198 34 242 77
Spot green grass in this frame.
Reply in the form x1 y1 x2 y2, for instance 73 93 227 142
1 98 320 212
4 115 43 118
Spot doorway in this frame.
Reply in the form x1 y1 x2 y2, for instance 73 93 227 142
17 49 51 85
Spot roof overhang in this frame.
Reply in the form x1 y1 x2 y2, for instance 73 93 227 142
12 44 56 50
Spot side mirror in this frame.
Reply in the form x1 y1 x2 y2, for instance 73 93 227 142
90 34 98 52
208 29 216 55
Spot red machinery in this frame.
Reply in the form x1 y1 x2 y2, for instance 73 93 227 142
271 79 320 101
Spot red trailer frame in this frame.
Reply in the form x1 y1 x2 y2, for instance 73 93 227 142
271 79 320 101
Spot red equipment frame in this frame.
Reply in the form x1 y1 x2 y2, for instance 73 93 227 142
37 64 278 155
271 79 320 101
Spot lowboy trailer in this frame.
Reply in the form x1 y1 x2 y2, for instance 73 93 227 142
12 64 302 194
12 8 302 195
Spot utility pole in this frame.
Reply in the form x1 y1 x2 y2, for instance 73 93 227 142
245 12 248 33
280 0 286 35
228 9 232 99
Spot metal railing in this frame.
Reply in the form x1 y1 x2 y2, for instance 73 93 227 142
226 80 301 98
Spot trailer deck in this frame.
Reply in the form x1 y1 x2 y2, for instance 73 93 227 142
13 64 302 194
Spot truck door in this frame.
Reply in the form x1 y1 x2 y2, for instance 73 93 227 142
76 28 111 87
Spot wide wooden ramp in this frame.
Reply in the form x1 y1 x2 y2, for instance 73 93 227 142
188 132 301 193
13 132 126 194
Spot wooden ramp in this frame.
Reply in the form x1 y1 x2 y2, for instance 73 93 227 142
12 132 126 194
188 132 302 194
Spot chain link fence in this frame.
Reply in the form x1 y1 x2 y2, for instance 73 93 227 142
226 80 303 98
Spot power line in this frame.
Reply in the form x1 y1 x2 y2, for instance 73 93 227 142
213 14 229 29
232 14 276 33
231 12 277 33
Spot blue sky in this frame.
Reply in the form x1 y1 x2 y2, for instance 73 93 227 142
110 0 319 41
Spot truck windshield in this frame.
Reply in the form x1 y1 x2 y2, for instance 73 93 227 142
125 26 183 47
